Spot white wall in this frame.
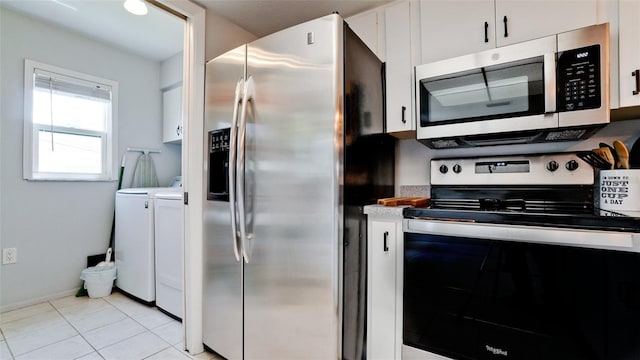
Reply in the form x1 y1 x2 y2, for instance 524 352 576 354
0 7 181 310
396 120 640 194
204 11 256 61
161 52 183 90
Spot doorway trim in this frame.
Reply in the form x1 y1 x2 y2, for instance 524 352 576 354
158 0 205 354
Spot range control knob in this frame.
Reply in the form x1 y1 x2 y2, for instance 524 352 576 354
453 164 462 173
439 165 449 174
565 159 579 171
546 160 559 172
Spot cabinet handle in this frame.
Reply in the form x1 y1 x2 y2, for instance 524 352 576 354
401 106 407 123
176 125 182 136
503 16 508 38
484 21 489 43
633 70 640 96
383 231 389 252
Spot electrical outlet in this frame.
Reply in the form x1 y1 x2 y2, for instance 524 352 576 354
3 248 17 264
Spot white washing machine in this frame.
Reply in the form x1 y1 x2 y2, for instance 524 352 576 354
115 180 181 303
154 191 183 319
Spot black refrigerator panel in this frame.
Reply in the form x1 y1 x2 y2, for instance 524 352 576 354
343 23 395 207
207 128 230 201
342 23 396 360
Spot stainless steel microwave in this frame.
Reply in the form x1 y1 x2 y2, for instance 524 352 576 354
415 23 609 149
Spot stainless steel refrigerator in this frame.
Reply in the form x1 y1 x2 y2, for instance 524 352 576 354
203 14 395 360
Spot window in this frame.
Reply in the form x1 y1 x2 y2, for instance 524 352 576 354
23 59 118 181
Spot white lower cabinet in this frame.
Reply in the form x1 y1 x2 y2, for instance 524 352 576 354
366 209 403 360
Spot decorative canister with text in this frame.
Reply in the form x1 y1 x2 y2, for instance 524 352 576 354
598 170 640 217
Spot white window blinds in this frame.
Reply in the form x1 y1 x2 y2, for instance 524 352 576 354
33 68 112 101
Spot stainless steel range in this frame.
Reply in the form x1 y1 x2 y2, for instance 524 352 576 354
402 153 640 360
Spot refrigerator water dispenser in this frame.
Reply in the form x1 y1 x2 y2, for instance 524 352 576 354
207 128 230 201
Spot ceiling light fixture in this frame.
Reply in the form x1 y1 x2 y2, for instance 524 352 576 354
124 0 148 16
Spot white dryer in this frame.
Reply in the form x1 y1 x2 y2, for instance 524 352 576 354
154 191 184 319
115 185 181 303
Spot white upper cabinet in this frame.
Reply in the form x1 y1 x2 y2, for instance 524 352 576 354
385 1 416 134
347 2 420 136
161 52 183 144
420 0 597 63
496 0 596 47
619 0 640 107
163 86 183 144
346 11 382 59
420 0 495 63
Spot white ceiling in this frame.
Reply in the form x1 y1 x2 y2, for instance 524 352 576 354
1 0 184 62
1 0 391 62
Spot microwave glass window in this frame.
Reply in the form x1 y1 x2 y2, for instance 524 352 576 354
420 56 545 126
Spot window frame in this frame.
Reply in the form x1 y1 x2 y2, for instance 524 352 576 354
23 59 118 181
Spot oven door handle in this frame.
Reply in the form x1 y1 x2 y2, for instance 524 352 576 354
544 52 557 113
404 219 634 250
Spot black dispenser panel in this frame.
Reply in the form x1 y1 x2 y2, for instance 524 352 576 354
207 128 230 201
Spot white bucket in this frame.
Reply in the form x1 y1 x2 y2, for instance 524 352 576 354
598 170 640 217
80 265 117 298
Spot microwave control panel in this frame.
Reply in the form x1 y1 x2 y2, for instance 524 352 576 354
557 44 601 112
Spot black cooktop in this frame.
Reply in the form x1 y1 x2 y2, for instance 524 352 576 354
403 207 640 233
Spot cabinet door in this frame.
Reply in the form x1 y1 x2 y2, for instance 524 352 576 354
619 0 640 107
496 0 596 47
368 221 397 359
163 86 182 143
385 1 414 133
346 11 381 58
420 0 495 63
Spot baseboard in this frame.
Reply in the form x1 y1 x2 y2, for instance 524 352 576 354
0 288 78 313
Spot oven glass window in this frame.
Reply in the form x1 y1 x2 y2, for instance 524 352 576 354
404 232 640 360
419 57 545 127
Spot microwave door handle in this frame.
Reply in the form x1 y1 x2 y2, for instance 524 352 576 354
544 53 556 113
229 78 244 262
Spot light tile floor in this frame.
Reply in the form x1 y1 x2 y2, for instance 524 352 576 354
0 292 221 360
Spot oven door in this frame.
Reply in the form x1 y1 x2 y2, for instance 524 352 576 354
415 35 557 141
403 219 640 360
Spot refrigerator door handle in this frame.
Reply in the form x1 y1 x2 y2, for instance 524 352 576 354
237 76 255 263
229 78 244 262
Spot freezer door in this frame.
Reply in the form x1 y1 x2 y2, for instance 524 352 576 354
242 14 343 359
203 45 245 360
